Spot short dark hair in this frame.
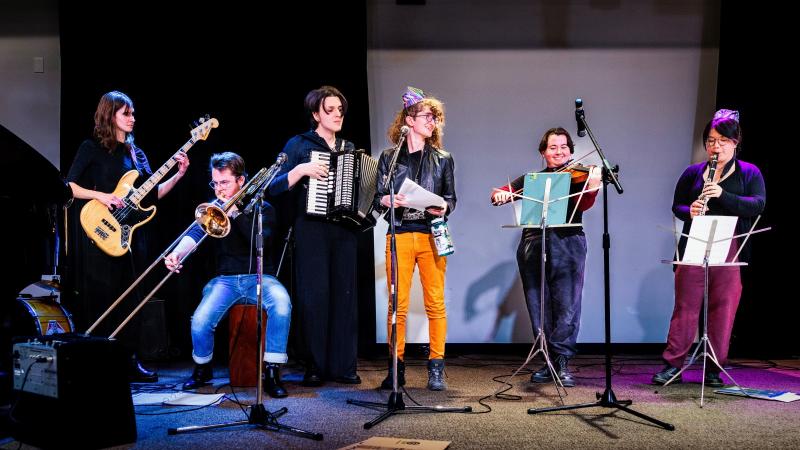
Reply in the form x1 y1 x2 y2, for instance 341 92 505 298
305 85 348 129
209 152 246 179
538 127 575 154
702 117 742 153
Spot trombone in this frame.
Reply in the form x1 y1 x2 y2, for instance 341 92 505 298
87 156 285 338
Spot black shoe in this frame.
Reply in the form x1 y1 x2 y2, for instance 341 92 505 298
264 363 288 398
554 355 575 387
530 363 552 383
427 359 446 391
301 366 324 387
129 357 158 383
705 372 724 388
380 360 405 390
182 363 213 390
334 374 362 384
652 365 682 385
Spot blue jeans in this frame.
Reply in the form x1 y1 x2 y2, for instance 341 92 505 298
191 274 291 365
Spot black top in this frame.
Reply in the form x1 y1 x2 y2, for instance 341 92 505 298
673 158 766 262
499 164 598 239
66 139 156 206
186 201 277 276
269 130 354 226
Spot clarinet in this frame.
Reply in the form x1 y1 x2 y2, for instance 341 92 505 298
699 153 718 216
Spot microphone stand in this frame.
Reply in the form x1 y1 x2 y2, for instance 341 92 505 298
170 159 322 441
347 134 471 429
528 107 674 431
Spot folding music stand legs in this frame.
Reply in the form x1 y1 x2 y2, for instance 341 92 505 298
662 247 748 407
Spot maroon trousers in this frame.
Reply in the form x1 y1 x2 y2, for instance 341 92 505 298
662 244 742 369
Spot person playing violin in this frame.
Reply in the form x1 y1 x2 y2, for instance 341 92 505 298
490 127 601 386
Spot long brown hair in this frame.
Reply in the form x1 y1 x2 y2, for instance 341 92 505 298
93 91 135 152
387 97 445 149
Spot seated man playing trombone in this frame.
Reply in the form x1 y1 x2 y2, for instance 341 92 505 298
164 152 292 398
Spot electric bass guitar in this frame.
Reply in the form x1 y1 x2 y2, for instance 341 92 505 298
79 117 218 256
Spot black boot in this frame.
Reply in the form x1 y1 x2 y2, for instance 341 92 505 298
554 355 575 387
530 363 552 383
380 359 405 390
129 355 158 383
301 363 324 387
264 363 288 398
427 359 446 391
182 363 213 390
652 365 682 385
704 371 724 388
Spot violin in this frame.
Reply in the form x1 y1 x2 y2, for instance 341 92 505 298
556 162 593 183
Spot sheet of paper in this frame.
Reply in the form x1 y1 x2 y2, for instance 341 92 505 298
398 178 445 212
132 392 225 407
683 215 738 264
715 387 800 402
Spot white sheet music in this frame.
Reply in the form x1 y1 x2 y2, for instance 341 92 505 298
683 215 738 264
398 178 446 212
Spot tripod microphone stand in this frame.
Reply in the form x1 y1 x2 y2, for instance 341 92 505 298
347 132 471 429
528 102 674 431
170 157 322 441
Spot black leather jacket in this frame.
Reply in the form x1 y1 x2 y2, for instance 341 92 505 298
373 143 456 227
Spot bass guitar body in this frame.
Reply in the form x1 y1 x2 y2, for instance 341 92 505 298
79 170 155 257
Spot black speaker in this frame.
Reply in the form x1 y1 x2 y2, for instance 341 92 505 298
9 334 136 448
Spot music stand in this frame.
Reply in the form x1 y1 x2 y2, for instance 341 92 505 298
347 141 471 429
169 175 322 441
500 172 579 402
660 215 767 407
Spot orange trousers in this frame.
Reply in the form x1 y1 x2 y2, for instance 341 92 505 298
385 232 447 360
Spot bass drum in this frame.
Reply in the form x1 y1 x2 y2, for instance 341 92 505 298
13 296 75 336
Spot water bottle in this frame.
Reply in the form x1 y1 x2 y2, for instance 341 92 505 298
431 217 454 256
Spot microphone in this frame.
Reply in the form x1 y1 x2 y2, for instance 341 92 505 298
575 98 586 137
243 153 288 214
384 126 410 190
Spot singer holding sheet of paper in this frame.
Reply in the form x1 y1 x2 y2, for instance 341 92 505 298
653 109 766 387
373 86 456 391
490 127 601 387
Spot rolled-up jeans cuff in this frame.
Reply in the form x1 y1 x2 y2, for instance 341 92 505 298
263 352 288 364
193 352 213 365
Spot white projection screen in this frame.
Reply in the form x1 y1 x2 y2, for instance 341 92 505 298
367 2 720 345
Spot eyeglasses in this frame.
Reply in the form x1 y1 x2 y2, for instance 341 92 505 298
705 137 735 147
208 179 234 189
413 113 438 123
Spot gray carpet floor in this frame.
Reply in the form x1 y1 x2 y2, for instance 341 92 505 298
3 354 799 449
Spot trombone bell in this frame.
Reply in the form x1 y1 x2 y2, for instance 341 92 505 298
195 203 230 238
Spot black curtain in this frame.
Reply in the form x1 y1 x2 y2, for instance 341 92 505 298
717 5 796 358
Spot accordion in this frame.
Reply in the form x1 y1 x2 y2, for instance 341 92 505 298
306 149 378 228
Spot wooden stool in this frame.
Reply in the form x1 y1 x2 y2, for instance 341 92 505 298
228 304 267 387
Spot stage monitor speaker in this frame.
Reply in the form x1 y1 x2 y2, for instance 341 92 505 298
9 334 136 449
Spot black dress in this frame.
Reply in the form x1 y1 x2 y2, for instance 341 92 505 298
65 139 157 351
